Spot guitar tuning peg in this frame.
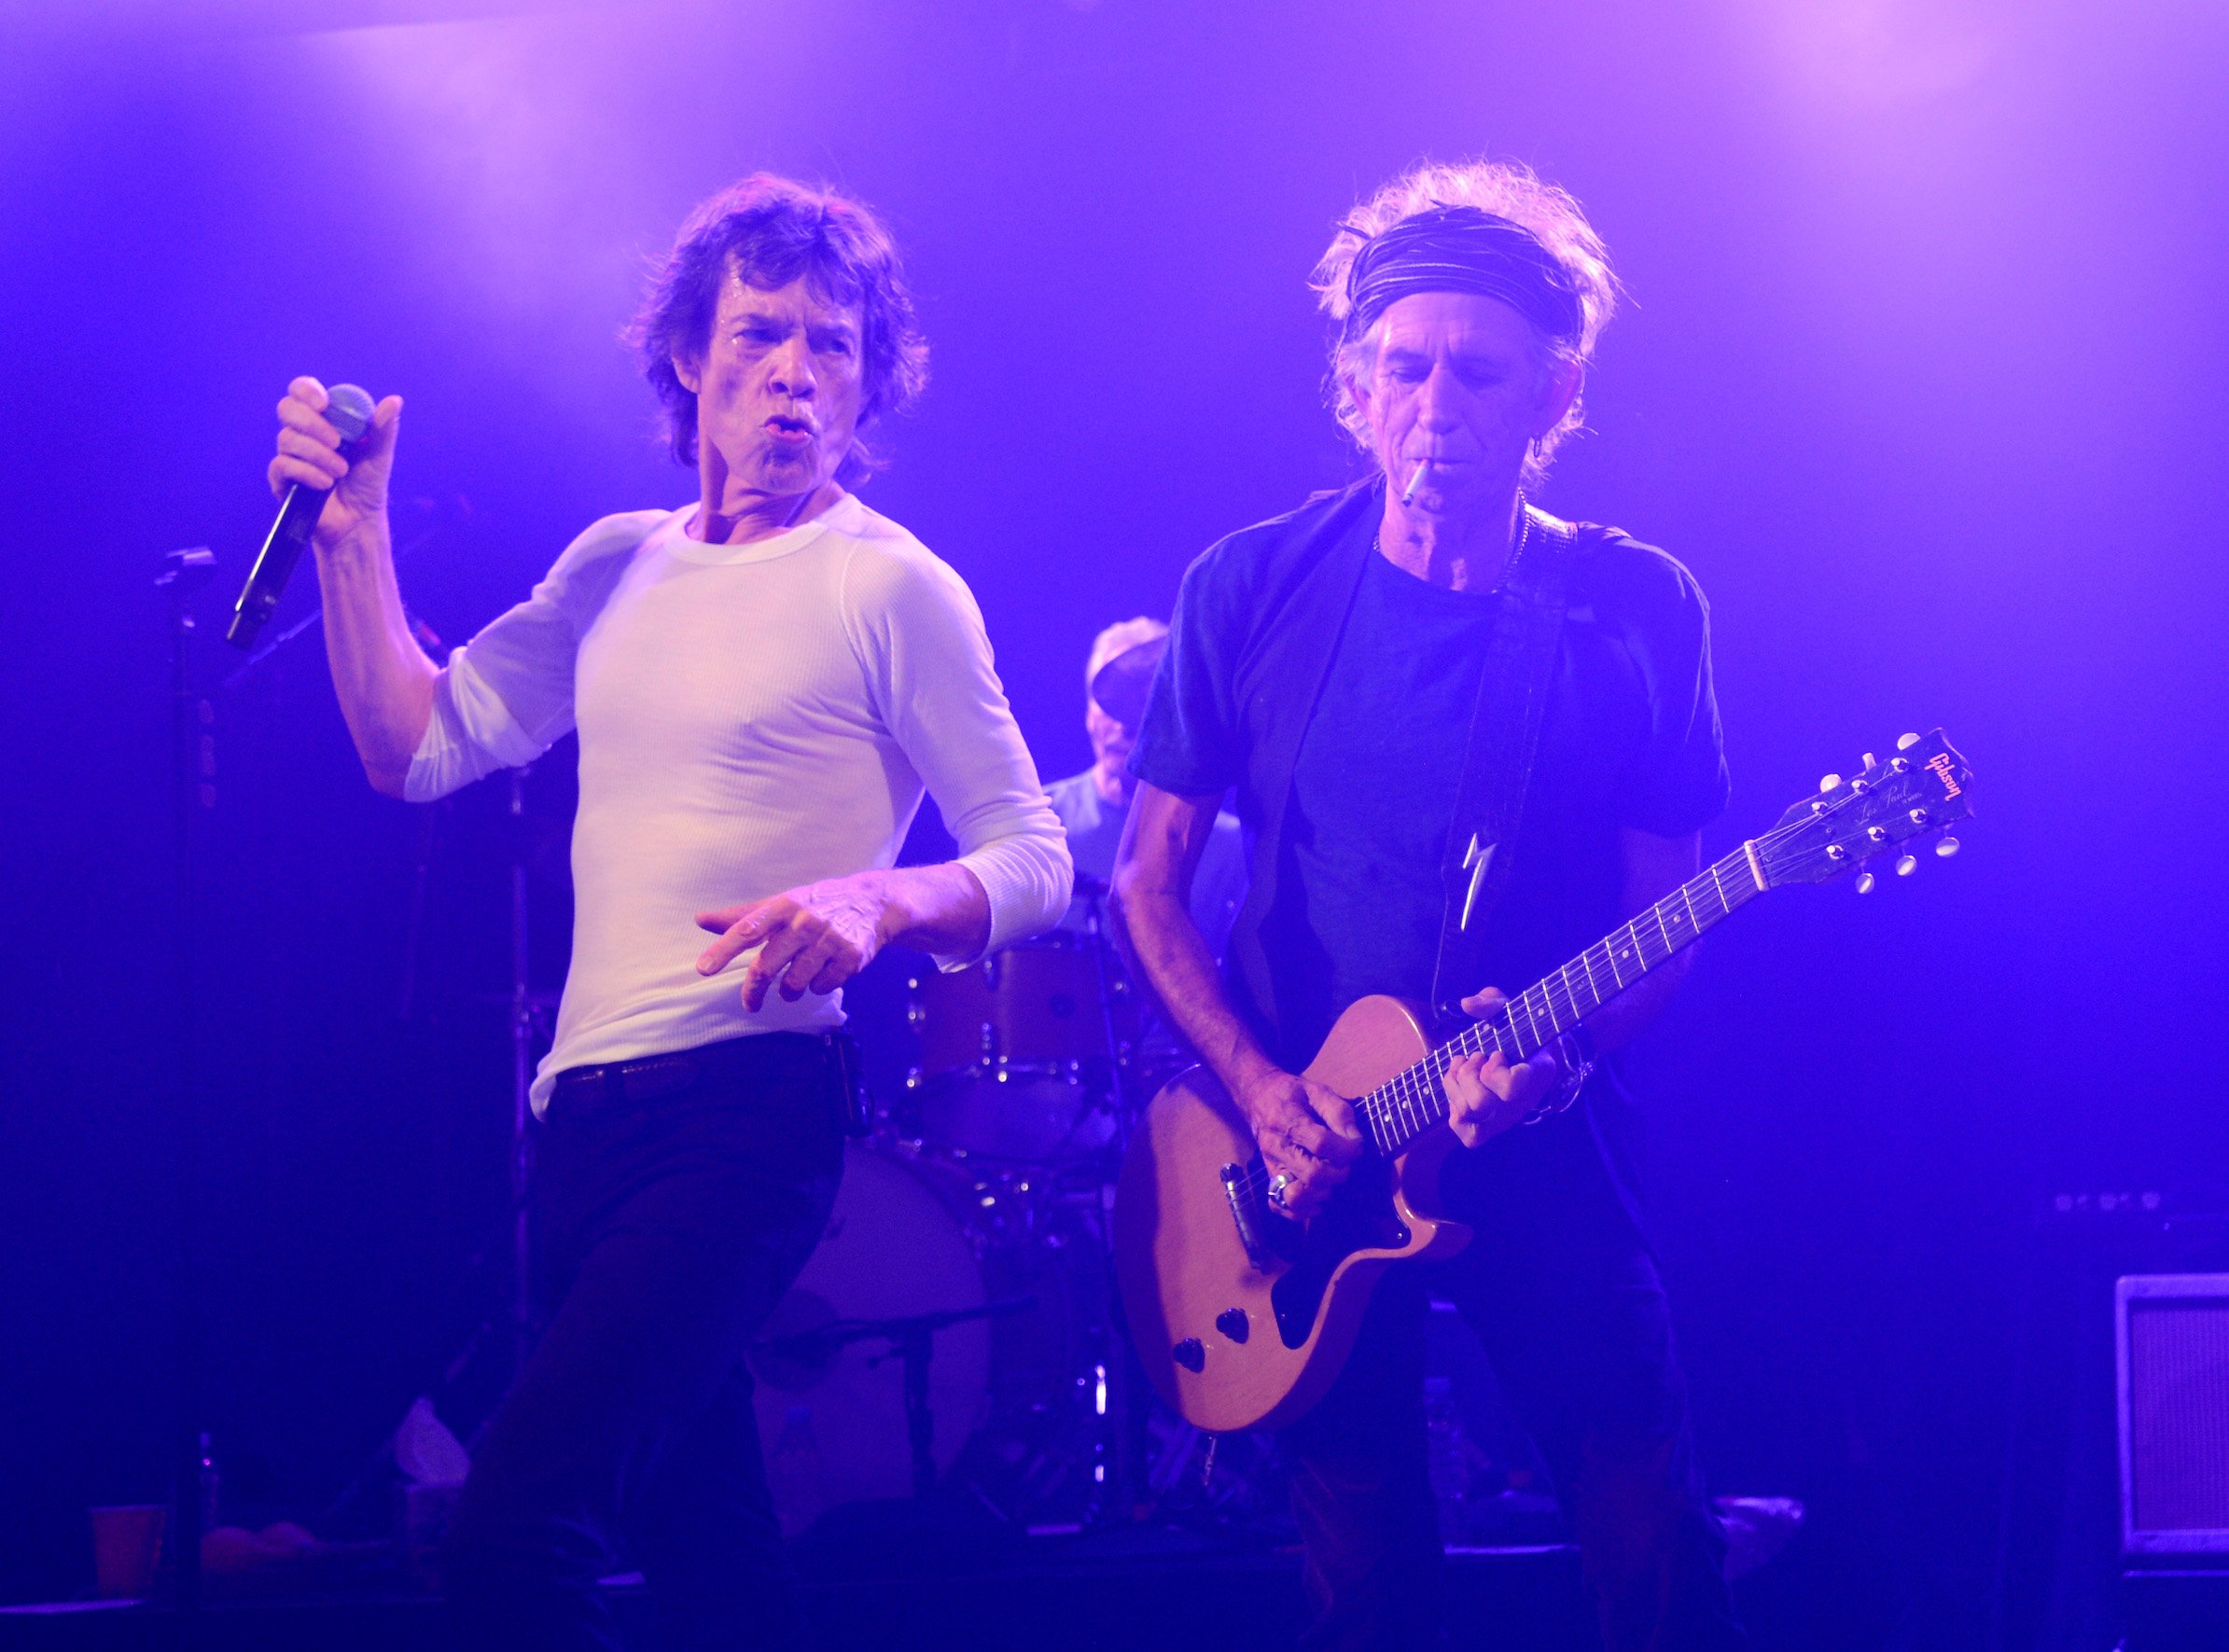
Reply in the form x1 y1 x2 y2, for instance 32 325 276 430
1895 854 1918 877
1934 836 1961 857
1896 732 1922 750
1819 772 1842 792
1855 871 1875 895
1861 752 1878 770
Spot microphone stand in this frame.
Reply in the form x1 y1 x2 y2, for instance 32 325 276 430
159 548 216 1621
423 765 539 1408
192 500 555 1563
220 522 539 1379
505 765 536 1380
190 507 547 1546
757 1298 1036 1498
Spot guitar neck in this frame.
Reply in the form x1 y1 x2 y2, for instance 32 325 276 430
1356 840 1772 1159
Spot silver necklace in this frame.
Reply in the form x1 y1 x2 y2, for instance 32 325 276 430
1376 491 1531 593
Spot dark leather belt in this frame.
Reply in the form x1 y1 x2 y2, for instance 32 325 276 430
549 1031 857 1122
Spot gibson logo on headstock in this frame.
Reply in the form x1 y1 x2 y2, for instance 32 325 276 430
1926 752 1963 799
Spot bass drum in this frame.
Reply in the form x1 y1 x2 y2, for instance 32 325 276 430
748 1141 1104 1535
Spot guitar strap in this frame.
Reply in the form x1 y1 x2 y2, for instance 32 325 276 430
1425 505 1577 1029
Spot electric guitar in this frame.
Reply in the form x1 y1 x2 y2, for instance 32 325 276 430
1114 729 1974 1433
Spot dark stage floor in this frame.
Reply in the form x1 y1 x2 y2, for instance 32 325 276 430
0 1534 1593 1652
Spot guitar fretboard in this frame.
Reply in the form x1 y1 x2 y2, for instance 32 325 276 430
1355 840 1769 1159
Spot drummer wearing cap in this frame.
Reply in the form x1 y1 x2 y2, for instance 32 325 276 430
1046 618 1247 955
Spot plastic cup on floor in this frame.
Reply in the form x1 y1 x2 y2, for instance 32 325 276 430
90 1504 166 1599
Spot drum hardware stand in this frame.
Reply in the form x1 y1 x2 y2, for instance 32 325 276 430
758 1298 1035 1496
890 890 1151 1521
1075 876 1135 1133
1074 877 1149 1521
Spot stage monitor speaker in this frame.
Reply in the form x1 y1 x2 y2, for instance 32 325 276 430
2118 1273 2229 1560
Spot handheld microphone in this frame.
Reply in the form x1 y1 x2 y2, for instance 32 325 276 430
226 383 375 649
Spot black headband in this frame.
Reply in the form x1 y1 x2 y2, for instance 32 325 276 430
1342 205 1585 347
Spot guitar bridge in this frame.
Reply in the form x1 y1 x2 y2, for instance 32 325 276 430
1219 1162 1272 1271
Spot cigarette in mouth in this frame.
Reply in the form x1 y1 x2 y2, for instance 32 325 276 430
1401 461 1433 505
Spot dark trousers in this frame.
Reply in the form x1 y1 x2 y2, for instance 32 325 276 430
1282 1133 1745 1652
442 1033 849 1652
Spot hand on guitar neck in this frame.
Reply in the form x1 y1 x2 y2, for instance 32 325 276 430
1443 988 1563 1147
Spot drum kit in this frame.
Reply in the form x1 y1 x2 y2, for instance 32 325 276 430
748 894 1173 1537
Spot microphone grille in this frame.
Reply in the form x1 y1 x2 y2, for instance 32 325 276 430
326 383 376 447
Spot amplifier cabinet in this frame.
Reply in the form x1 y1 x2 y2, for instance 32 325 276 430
2119 1273 2229 1559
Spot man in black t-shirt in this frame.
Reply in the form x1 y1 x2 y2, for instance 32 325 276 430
1113 160 1744 1650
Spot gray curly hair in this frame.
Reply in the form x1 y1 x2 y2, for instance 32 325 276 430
1313 159 1618 491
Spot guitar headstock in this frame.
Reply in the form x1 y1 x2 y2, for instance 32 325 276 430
1759 729 1973 890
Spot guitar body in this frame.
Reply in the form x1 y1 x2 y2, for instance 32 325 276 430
1113 995 1471 1433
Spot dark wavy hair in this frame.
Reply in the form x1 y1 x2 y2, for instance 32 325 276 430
626 174 929 481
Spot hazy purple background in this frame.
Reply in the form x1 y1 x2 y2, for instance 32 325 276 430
3 1 2224 1644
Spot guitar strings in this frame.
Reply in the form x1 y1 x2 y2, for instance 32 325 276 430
1226 797 1895 1200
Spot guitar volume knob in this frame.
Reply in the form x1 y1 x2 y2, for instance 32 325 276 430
1172 1339 1205 1372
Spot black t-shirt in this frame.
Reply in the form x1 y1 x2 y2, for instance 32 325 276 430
1137 531 1729 1073
1130 495 1729 1242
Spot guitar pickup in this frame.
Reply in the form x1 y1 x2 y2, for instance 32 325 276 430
1219 1162 1272 1271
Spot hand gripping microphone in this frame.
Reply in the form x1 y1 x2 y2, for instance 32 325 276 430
226 382 375 649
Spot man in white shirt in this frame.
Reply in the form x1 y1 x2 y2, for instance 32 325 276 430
270 174 1069 1650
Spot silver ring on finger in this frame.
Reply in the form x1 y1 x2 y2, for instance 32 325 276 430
1268 1172 1294 1208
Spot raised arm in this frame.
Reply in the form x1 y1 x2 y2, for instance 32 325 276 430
269 377 430 797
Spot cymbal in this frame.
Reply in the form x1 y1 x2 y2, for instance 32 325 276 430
1088 634 1166 728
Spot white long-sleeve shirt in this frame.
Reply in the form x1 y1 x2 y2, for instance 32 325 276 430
406 493 1072 1113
